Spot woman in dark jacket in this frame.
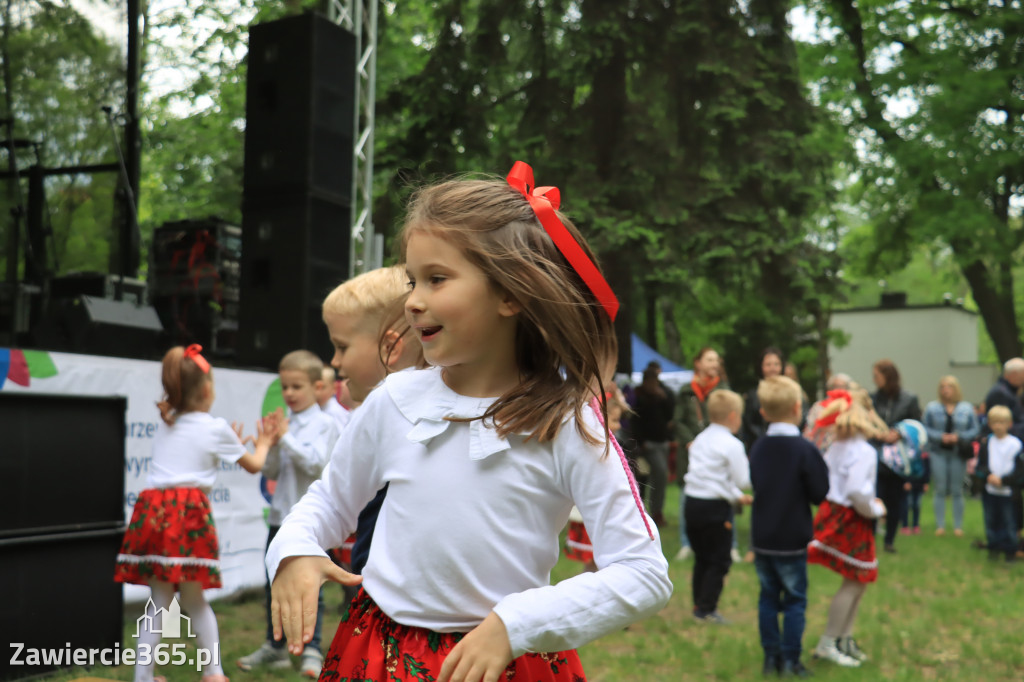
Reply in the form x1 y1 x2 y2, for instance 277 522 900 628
633 366 675 527
871 359 922 553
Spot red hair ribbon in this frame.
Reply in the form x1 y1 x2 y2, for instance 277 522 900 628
183 344 211 374
814 389 852 429
506 161 620 321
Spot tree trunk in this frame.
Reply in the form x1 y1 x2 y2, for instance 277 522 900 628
961 259 1022 362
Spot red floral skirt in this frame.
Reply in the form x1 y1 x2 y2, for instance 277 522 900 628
564 522 594 564
807 501 878 583
320 589 586 682
114 487 222 588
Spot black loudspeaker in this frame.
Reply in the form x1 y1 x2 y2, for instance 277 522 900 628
33 295 164 359
238 12 355 369
0 393 125 680
238 195 348 368
243 13 356 203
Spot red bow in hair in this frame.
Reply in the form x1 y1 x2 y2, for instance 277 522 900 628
183 344 211 374
814 389 852 429
506 161 619 321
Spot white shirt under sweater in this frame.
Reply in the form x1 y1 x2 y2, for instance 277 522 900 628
985 434 1023 496
264 404 340 526
321 398 352 431
683 423 750 503
267 367 672 658
148 412 247 491
822 436 886 518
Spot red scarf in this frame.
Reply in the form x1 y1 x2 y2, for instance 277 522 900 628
691 375 720 402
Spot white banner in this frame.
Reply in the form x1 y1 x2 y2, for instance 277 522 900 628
1 348 283 602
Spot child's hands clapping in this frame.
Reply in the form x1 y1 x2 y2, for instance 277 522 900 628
271 556 362 655
437 611 513 682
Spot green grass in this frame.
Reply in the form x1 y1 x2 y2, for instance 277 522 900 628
40 486 1024 681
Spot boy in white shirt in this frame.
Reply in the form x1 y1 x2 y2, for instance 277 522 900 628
976 405 1024 562
316 366 351 431
683 389 752 624
238 350 340 677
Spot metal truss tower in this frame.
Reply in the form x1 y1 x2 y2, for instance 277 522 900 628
326 0 380 276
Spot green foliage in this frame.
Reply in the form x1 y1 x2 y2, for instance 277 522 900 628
800 0 1024 361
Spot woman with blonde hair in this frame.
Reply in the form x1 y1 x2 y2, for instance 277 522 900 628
922 375 979 536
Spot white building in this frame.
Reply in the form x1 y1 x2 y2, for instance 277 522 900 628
829 299 998 407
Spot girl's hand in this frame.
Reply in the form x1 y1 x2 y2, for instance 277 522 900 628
874 498 887 517
438 612 513 682
254 418 276 448
232 421 254 446
271 556 362 655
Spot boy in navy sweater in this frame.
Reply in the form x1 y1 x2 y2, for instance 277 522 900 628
750 376 830 678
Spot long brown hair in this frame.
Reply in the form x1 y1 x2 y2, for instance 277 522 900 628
157 346 211 425
873 359 901 397
399 175 617 445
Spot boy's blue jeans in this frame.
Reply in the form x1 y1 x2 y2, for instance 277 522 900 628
265 525 325 651
754 552 808 664
982 491 1017 557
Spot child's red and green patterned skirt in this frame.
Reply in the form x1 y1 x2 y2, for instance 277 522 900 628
319 589 586 682
115 487 222 588
564 521 594 564
807 500 878 583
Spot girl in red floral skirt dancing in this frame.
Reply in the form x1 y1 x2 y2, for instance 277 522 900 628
267 162 672 682
116 345 274 682
807 388 889 668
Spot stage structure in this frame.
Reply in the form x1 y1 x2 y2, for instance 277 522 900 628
327 0 382 275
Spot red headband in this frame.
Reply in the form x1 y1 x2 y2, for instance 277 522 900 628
506 161 619 321
183 344 211 374
814 389 852 429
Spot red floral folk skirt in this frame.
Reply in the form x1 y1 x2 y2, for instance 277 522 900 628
807 501 878 584
114 487 222 589
564 521 594 564
319 589 587 682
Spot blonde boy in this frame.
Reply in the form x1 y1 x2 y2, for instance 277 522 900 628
976 405 1024 561
316 366 351 430
749 376 829 676
683 389 751 624
240 350 341 676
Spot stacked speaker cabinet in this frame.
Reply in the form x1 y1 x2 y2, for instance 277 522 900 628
238 13 355 369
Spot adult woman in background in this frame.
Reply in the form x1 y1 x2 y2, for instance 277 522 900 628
633 365 675 527
870 359 921 553
922 375 979 537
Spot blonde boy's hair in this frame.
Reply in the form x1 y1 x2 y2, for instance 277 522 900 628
758 376 802 422
707 389 744 423
279 350 324 384
988 404 1012 424
322 265 408 332
322 366 337 382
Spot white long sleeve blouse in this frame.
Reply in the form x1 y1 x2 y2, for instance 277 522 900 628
823 436 886 519
266 367 672 657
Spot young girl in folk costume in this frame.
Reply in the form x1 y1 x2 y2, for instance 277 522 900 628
807 389 889 668
116 345 274 682
268 162 672 682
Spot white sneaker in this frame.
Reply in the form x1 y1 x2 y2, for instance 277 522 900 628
730 548 742 563
237 641 291 671
299 648 323 678
840 636 869 662
674 546 693 561
813 637 861 667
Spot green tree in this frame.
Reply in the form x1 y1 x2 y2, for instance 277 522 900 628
800 0 1024 362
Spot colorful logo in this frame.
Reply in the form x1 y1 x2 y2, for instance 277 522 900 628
0 348 57 389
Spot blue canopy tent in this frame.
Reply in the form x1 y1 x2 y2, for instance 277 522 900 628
626 334 692 391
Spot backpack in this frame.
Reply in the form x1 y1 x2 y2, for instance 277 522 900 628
879 419 927 480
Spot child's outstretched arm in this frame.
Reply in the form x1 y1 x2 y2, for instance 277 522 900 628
271 555 361 654
437 612 512 682
238 416 276 473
